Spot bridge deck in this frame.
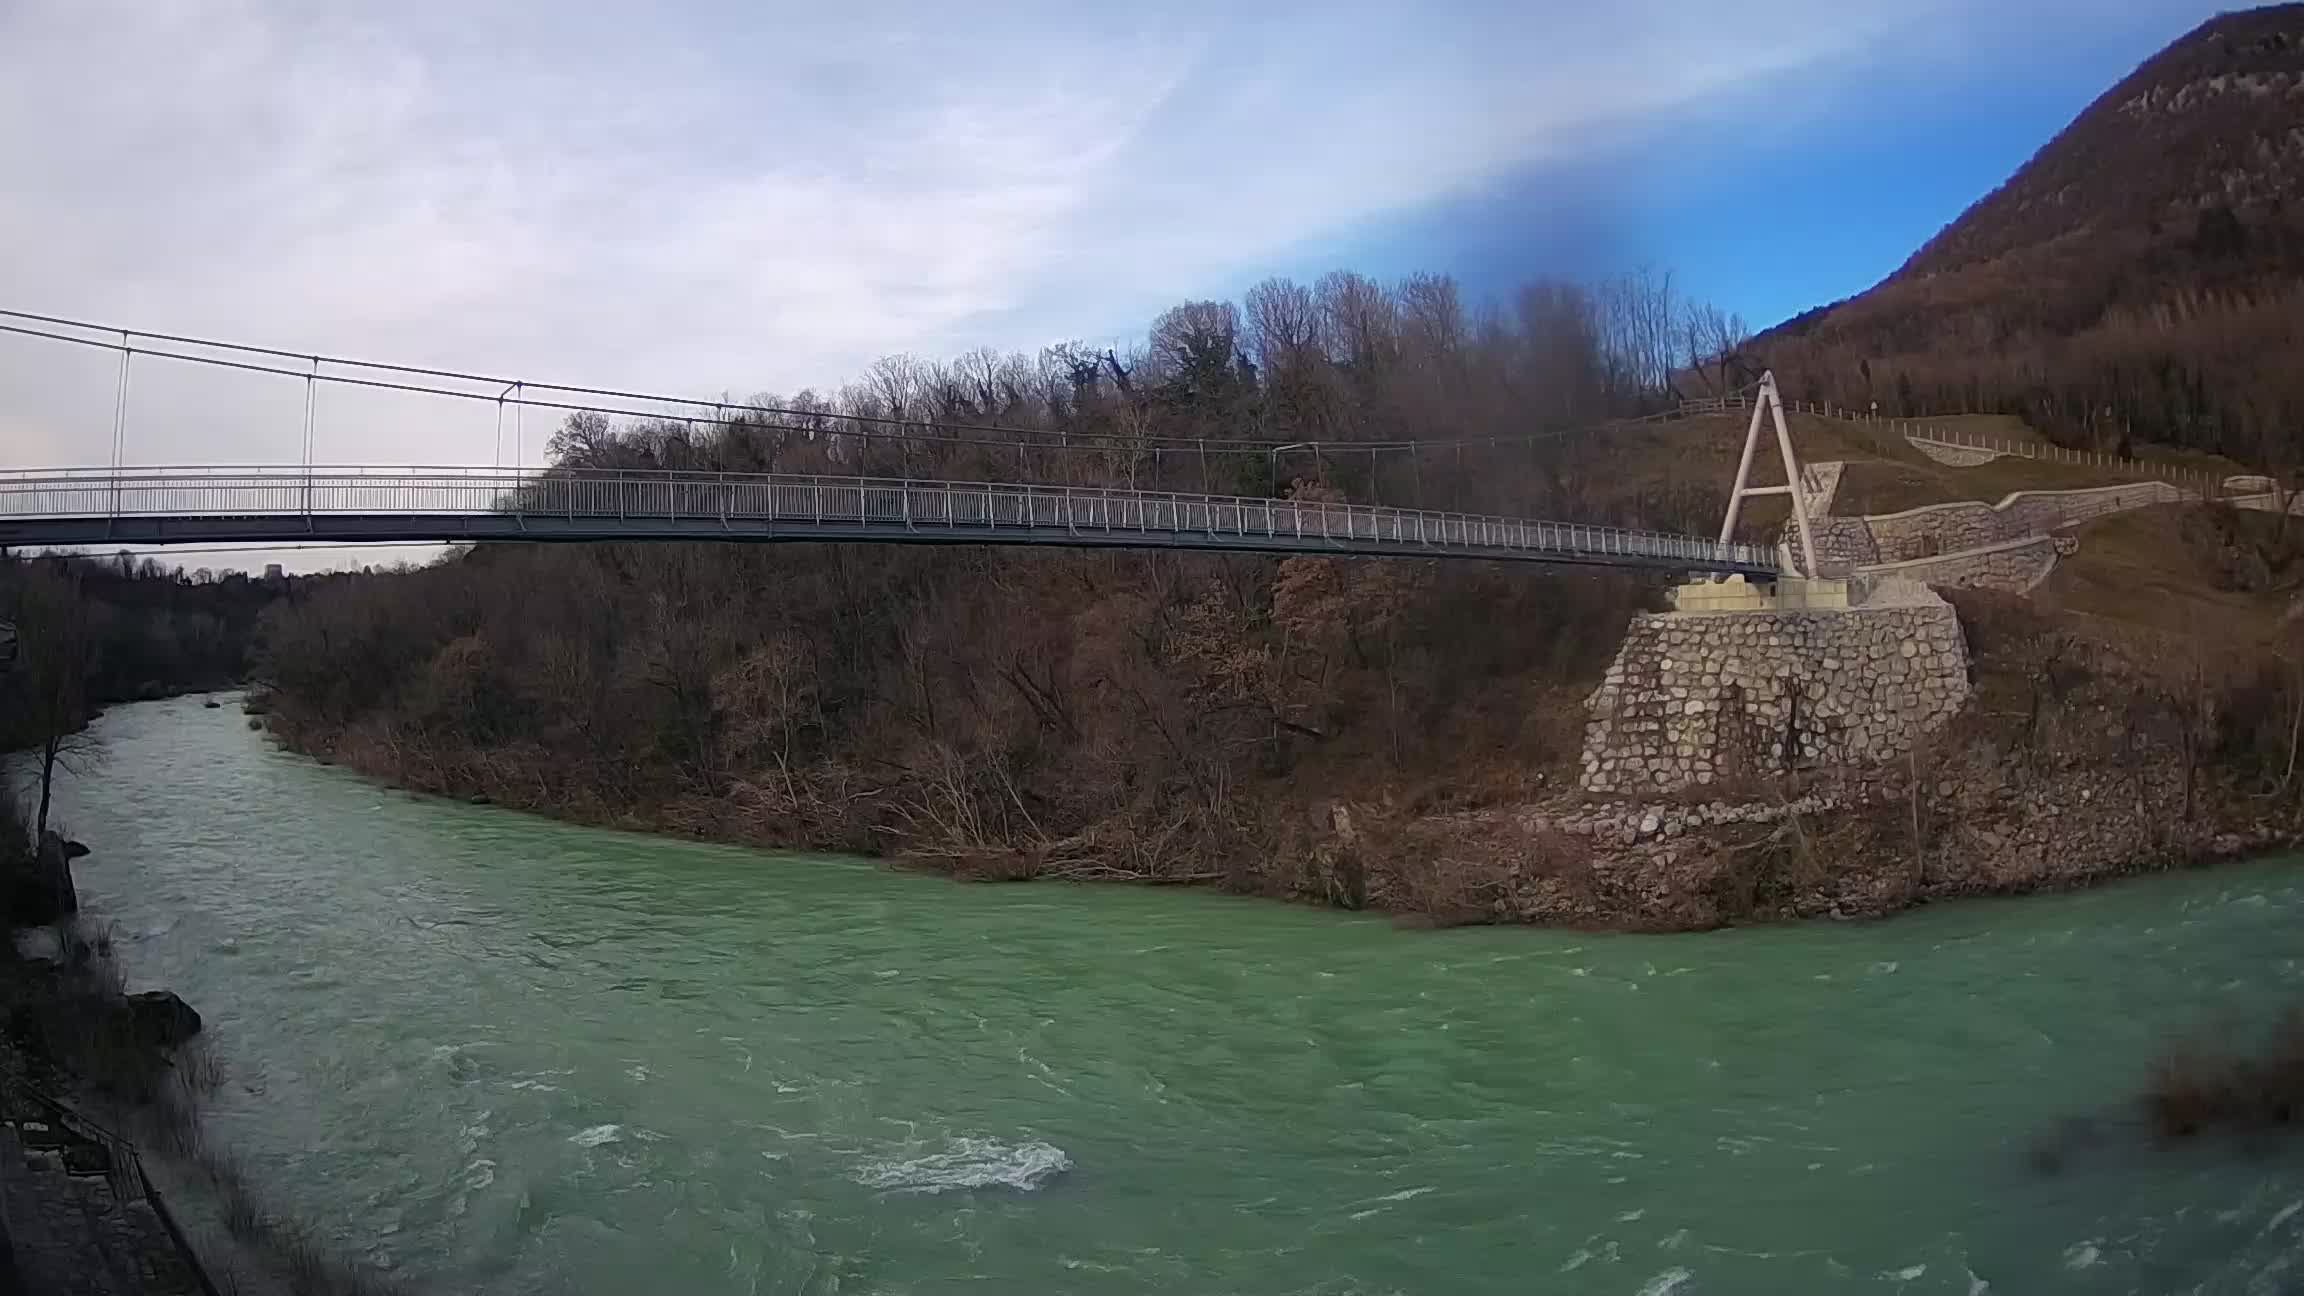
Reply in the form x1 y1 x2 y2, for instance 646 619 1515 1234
0 468 1778 575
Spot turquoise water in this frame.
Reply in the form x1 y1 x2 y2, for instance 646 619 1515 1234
44 695 2304 1293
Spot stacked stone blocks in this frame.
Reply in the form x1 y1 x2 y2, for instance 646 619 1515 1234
1783 479 2190 594
1852 535 2060 599
1579 599 1970 795
1909 439 2006 467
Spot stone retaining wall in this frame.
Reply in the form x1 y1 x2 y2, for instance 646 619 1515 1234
1863 501 2002 560
1799 461 1845 516
1788 481 2193 570
1859 482 2186 561
1853 534 2059 598
1784 471 2197 591
2008 480 2188 529
1580 596 1970 795
1774 462 1855 573
1797 517 1880 569
2228 489 2304 517
1909 438 2007 467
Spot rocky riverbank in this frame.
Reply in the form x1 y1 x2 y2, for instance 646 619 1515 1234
0 873 216 1293
1347 586 2304 930
1377 758 2298 932
243 501 2304 936
0 798 401 1295
263 596 2304 938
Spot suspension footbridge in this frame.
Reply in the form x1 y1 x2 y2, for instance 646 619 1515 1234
0 465 1771 572
0 310 1787 576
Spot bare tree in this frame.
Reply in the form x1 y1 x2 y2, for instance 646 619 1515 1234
1598 266 1682 401
1514 278 1607 422
1245 277 1328 439
1316 271 1399 386
546 410 619 468
1681 301 1752 396
1148 301 1243 383
1396 272 1469 363
11 563 101 839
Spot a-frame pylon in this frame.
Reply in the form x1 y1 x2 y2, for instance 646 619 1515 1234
1715 371 1819 580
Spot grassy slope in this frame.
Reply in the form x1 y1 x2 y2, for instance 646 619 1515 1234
1800 413 2245 518
1591 410 2242 538
1623 408 2283 643
2044 505 2297 646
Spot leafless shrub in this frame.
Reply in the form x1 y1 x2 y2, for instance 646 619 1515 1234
2144 1010 2304 1140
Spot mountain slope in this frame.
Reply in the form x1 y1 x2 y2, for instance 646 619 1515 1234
1757 5 2304 466
1906 4 2304 280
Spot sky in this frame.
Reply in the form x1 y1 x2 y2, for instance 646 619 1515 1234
0 0 2240 569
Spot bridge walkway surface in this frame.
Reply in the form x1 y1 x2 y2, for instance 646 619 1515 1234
0 467 1779 575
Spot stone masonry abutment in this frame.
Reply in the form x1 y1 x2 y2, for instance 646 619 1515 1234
1579 588 1969 794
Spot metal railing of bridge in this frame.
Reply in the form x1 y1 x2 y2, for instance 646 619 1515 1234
0 465 1778 573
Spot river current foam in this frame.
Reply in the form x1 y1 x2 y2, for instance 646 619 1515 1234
852 1136 1073 1194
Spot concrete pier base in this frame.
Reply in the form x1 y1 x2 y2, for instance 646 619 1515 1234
1668 575 1851 614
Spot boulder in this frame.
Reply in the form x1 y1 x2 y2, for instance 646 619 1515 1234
6 832 80 925
202 700 221 710
124 991 202 1048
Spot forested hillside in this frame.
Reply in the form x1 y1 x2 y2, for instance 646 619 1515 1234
1757 5 2304 467
0 553 276 740
254 268 1740 909
0 553 278 850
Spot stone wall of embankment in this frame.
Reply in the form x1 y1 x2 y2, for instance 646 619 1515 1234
1579 595 1969 795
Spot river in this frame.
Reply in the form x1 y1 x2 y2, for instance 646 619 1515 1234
38 695 2304 1293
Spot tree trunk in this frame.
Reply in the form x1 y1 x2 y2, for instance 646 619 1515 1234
2285 658 2304 795
2181 723 2197 824
1908 745 1924 889
36 734 57 839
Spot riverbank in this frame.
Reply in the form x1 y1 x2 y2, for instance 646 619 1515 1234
0 1080 210 1294
51 699 2304 1294
1300 586 2304 928
0 878 215 1294
257 579 2304 932
0 786 401 1295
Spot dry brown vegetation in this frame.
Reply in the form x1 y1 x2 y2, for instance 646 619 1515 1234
264 538 1655 907
1946 575 2304 814
253 464 2304 932
2146 1010 2304 1140
0 553 279 728
251 267 1780 913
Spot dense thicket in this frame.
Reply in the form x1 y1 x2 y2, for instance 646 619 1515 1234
1759 231 2304 467
254 269 1743 903
516 266 1744 525
0 554 277 739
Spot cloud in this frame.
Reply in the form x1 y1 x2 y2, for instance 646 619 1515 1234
2 0 1196 405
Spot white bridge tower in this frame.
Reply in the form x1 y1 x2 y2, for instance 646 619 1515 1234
1714 371 1819 580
